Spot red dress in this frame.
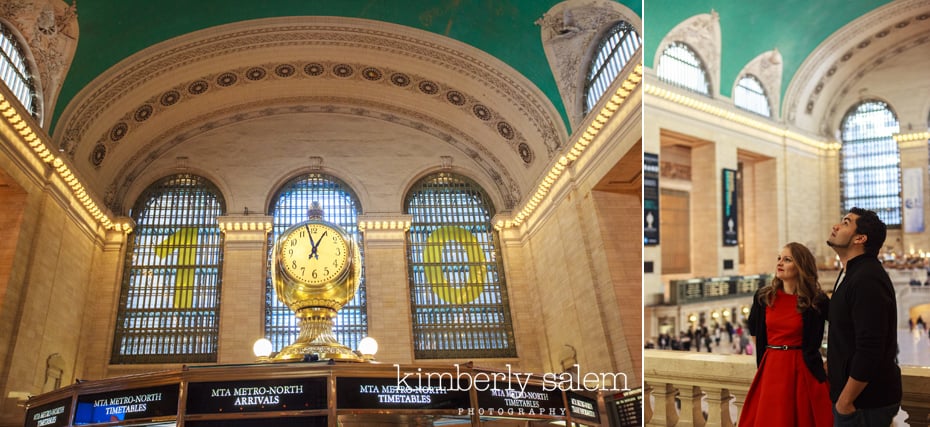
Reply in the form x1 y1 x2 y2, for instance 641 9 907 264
739 290 833 426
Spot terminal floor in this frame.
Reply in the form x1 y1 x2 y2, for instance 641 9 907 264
900 327 930 367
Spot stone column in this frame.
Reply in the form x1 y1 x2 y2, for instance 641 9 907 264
358 215 414 364
216 215 272 364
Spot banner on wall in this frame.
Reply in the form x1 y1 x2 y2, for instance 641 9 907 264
903 167 925 233
644 152 659 245
722 168 738 246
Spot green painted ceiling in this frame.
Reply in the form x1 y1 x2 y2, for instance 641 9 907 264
643 0 892 99
55 0 642 130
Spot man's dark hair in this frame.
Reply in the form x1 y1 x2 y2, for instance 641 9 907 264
850 207 886 257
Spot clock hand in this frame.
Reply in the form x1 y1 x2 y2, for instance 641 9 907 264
306 225 319 260
308 229 328 260
310 231 328 259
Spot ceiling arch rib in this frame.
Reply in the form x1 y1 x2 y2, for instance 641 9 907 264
784 0 930 135
53 16 568 207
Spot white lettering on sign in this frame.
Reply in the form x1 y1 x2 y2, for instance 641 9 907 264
32 405 66 426
570 397 597 417
208 384 304 407
92 392 163 416
356 383 455 405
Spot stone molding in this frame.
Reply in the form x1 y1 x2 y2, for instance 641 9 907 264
53 17 566 168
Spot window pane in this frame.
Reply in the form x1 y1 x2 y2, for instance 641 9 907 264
112 174 225 364
734 75 771 117
584 21 641 114
0 23 38 119
267 174 367 352
840 101 901 225
657 42 711 96
405 173 516 359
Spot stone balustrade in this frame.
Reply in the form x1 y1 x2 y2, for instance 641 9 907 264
644 349 930 426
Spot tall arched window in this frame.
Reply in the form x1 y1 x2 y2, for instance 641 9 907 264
733 74 771 117
657 42 711 96
267 174 367 352
840 100 901 226
112 174 226 363
583 20 641 115
405 172 516 359
0 22 38 119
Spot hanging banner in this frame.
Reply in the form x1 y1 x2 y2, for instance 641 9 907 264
903 167 925 233
643 153 659 245
722 169 738 246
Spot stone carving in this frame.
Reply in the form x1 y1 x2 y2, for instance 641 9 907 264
736 49 782 117
0 0 77 124
661 11 721 95
538 0 639 128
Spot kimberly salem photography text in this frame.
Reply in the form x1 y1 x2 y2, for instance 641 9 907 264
392 363 629 393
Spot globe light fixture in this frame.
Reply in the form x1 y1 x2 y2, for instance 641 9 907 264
357 337 379 361
253 338 273 361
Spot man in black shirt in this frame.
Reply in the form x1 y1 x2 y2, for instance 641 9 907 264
826 207 902 426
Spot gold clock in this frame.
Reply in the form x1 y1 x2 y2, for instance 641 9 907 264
278 222 350 286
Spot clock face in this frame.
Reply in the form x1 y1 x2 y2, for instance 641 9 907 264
279 223 350 285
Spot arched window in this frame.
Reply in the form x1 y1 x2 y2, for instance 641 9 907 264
583 20 641 115
405 172 516 359
657 42 711 96
267 174 367 352
840 101 901 226
112 174 226 363
733 75 771 117
0 22 38 119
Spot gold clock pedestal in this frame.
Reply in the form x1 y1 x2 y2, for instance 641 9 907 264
274 307 359 361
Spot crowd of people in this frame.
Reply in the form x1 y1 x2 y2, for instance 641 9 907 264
651 322 754 355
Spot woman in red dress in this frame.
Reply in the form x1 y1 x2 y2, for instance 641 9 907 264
740 242 832 426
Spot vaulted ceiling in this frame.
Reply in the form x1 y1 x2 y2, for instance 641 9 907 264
645 0 930 136
20 0 641 215
54 0 642 129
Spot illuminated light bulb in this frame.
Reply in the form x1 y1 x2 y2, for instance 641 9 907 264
253 338 273 359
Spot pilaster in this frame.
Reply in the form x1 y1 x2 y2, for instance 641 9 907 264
216 215 273 364
358 215 413 364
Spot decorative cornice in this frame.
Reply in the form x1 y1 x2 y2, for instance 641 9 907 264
217 215 274 233
645 82 838 152
497 62 643 230
895 131 930 148
54 18 566 162
0 91 131 233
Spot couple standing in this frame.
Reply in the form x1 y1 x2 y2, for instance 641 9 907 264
739 207 902 427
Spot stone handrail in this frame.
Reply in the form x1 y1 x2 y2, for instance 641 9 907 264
644 349 930 426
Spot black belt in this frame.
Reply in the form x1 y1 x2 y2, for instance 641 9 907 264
766 345 802 350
